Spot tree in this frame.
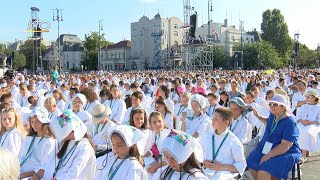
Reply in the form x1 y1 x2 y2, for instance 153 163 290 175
233 41 282 69
11 51 26 70
142 57 149 70
297 44 318 68
261 9 293 64
83 32 113 70
0 44 5 54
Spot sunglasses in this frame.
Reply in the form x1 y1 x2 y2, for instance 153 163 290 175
269 103 279 107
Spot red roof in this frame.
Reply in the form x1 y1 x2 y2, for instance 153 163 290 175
106 40 131 49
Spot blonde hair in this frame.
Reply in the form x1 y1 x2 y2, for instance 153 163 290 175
44 96 56 110
0 108 27 135
0 148 20 180
53 89 67 102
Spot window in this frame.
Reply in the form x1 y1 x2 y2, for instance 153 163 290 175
162 22 164 27
119 52 121 59
162 39 164 45
174 31 178 36
174 24 178 29
231 36 235 42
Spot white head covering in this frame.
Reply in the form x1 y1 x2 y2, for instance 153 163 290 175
50 110 87 142
30 107 51 124
266 94 291 111
109 125 147 155
72 93 87 105
160 129 203 164
188 94 207 110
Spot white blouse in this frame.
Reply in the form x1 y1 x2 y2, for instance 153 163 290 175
104 99 126 124
174 104 189 131
185 113 210 139
89 121 116 151
0 128 25 156
229 114 252 143
74 110 93 127
152 166 209 180
296 104 320 122
200 130 246 179
48 109 62 122
19 136 56 173
42 138 96 180
95 155 147 180
83 100 101 115
56 99 66 112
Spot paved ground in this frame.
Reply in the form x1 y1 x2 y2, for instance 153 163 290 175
300 152 320 179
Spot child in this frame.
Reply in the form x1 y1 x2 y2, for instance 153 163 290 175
16 84 30 108
95 125 147 180
152 129 208 180
0 108 26 155
181 94 210 139
33 110 96 180
44 97 62 122
18 107 56 179
206 93 221 120
71 93 92 127
52 89 67 112
174 92 191 131
155 98 174 129
144 112 171 179
201 107 246 179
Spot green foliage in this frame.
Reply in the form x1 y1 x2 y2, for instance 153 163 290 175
0 44 5 54
19 40 47 70
297 44 318 68
195 45 228 69
82 32 113 70
142 57 149 70
261 9 293 63
233 41 282 69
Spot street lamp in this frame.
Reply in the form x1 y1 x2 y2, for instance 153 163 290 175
53 8 63 73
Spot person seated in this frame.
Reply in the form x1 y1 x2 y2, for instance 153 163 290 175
248 94 301 180
201 107 246 180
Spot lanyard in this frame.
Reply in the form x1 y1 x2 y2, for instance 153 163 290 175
20 136 44 166
53 142 79 178
154 133 160 146
189 113 202 121
212 132 229 162
95 122 107 135
270 112 286 136
229 119 240 132
84 102 91 111
177 105 187 116
0 128 14 146
206 105 216 116
49 112 54 119
108 155 129 180
167 169 186 180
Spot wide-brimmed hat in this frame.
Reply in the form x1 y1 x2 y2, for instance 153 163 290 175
109 125 147 155
306 89 319 98
266 94 291 111
50 110 87 142
229 97 250 110
30 107 51 124
160 129 203 164
92 104 112 124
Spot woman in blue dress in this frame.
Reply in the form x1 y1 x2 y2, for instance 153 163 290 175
248 94 301 180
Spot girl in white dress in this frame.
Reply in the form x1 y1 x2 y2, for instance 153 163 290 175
44 97 62 122
152 129 208 180
155 98 174 129
174 92 191 131
144 112 170 179
52 89 66 112
182 94 210 139
18 107 56 179
201 107 246 180
72 93 92 127
206 93 221 120
81 87 101 115
0 108 26 155
296 89 320 161
32 110 96 180
104 84 126 124
97 125 147 180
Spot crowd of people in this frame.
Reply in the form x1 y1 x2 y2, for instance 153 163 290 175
0 67 320 180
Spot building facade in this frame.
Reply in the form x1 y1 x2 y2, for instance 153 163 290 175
130 13 184 69
101 40 131 71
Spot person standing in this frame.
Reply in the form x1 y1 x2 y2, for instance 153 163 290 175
51 66 59 84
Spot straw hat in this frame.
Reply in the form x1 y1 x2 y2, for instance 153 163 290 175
306 89 319 98
92 104 112 124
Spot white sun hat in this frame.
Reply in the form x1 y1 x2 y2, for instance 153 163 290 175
30 107 51 124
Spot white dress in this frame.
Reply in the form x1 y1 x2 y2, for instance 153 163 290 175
206 104 221 120
56 99 66 112
200 130 246 180
74 110 93 127
185 113 210 139
16 93 30 108
42 138 96 180
89 121 116 151
152 165 209 180
229 114 252 143
48 109 62 122
291 91 306 112
0 128 25 155
19 136 56 174
174 104 189 131
95 155 147 180
104 99 126 124
296 104 320 152
164 112 174 129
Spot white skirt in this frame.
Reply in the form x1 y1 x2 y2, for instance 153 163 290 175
297 123 320 152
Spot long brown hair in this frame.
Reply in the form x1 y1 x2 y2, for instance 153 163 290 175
0 108 26 135
111 132 143 165
27 116 55 138
53 89 67 102
155 97 172 114
129 108 148 129
160 153 203 180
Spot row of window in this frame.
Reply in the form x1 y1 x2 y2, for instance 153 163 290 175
104 64 125 70
105 52 125 59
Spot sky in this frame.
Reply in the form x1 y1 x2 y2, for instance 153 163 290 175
0 0 319 49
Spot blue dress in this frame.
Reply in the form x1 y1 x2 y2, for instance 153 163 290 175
247 114 301 179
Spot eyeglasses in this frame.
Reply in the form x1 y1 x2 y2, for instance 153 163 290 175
269 103 279 107
306 95 315 99
72 101 82 105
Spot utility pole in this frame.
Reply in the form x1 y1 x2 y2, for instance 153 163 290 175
98 20 103 70
240 20 244 69
294 33 300 69
53 8 63 73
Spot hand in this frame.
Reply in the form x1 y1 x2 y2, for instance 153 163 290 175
259 154 272 164
251 107 259 118
147 163 159 173
181 112 186 121
203 160 222 171
143 151 151 158
299 120 309 126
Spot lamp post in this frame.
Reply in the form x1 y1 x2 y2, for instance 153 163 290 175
98 20 103 70
53 8 63 73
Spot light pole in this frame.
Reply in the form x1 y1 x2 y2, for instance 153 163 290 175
53 8 63 73
240 20 244 69
294 33 300 69
98 20 103 70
